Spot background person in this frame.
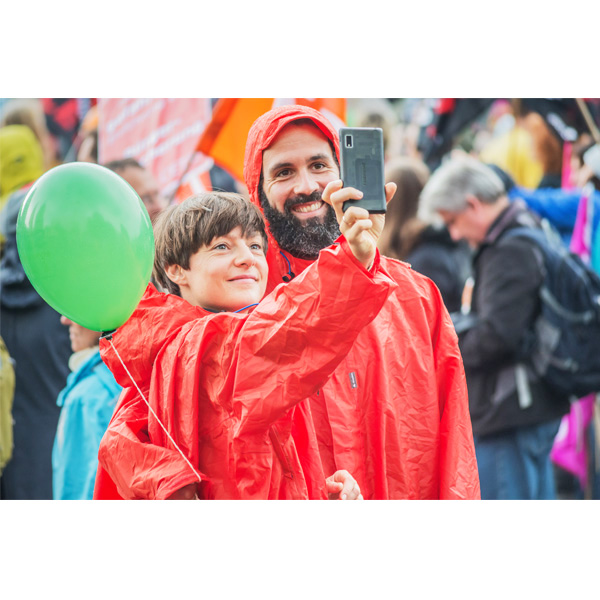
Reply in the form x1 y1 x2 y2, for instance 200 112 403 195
0 124 71 499
379 155 472 313
52 317 121 500
420 156 571 499
104 158 169 223
0 98 57 171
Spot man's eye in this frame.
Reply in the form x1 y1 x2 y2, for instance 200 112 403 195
312 162 325 170
276 169 291 178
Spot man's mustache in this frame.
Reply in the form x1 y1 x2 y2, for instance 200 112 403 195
284 190 323 214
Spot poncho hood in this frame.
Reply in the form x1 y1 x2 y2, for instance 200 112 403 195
0 125 44 206
244 105 340 213
243 105 342 282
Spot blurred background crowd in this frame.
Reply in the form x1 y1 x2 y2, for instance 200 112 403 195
1 97 599 501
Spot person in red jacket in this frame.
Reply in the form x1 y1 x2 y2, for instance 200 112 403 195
243 105 481 499
95 191 396 499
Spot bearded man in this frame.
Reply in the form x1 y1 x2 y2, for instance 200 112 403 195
243 105 480 499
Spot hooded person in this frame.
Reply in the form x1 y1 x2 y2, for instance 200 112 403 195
0 125 72 499
94 191 396 499
0 124 45 207
243 105 480 499
0 124 45 248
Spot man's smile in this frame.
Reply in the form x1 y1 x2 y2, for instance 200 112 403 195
290 199 327 218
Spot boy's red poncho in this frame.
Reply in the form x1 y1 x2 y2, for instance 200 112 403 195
94 239 396 499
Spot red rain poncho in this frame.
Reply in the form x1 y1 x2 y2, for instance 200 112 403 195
243 105 480 499
94 239 396 499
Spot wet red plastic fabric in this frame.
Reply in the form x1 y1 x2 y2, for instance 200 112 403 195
243 105 480 499
94 239 396 499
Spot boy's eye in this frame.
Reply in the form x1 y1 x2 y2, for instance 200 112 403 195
213 243 228 250
250 243 263 251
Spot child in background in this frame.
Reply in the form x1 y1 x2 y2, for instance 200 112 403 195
52 317 121 500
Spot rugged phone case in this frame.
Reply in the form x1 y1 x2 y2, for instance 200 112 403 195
339 127 386 213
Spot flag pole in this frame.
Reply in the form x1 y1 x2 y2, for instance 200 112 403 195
575 99 600 144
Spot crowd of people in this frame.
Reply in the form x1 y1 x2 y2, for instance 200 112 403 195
1 97 599 501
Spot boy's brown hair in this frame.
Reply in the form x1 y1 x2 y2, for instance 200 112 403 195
152 192 268 296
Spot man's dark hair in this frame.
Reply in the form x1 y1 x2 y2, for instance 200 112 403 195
104 157 144 173
284 118 340 168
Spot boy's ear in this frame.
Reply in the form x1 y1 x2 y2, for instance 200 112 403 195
165 264 187 286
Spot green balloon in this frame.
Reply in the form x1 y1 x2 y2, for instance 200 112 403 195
17 162 155 332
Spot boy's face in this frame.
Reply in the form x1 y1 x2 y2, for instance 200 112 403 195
169 226 268 312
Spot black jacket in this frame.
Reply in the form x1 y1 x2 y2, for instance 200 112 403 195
459 200 570 437
0 188 71 499
405 225 472 313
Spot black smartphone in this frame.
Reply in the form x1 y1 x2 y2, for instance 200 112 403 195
339 127 386 213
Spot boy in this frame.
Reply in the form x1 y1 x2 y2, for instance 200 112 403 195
96 190 396 499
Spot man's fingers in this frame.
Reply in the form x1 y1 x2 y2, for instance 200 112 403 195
324 181 363 217
341 206 371 235
343 206 370 222
322 179 344 206
385 182 397 205
331 186 363 206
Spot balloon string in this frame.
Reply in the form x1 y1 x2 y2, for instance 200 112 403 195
107 338 203 487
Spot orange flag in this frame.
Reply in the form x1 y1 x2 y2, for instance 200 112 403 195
197 98 346 182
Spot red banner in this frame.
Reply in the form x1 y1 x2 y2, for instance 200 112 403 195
98 98 213 201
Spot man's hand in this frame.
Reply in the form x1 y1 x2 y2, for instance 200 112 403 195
165 483 198 500
322 180 396 270
325 469 363 500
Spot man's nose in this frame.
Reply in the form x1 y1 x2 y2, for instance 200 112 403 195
293 169 319 197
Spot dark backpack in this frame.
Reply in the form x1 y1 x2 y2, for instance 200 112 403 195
503 223 600 398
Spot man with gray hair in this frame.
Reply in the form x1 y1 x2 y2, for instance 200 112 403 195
421 156 570 500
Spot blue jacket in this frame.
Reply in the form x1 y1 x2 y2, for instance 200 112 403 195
509 186 600 247
52 349 121 500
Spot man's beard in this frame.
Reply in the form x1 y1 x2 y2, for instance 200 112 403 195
258 188 340 260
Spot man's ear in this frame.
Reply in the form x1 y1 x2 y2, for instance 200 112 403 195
165 264 187 287
465 193 481 212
